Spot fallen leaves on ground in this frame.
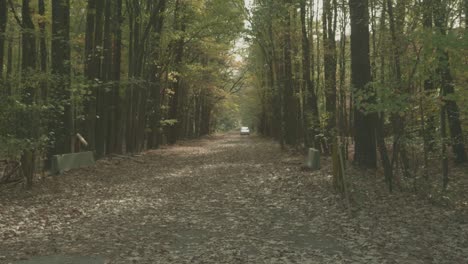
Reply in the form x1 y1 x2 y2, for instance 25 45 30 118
0 133 467 263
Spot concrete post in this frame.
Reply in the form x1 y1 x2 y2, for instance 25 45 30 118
305 148 320 170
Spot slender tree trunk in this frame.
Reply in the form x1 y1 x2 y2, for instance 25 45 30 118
38 0 47 70
168 0 185 144
84 0 97 151
52 0 72 154
349 0 377 168
300 0 319 149
38 0 48 101
108 0 123 154
465 0 468 29
265 9 281 142
95 0 111 158
422 0 436 151
387 0 411 179
93 0 105 157
434 0 466 163
323 0 338 151
283 0 296 146
370 0 377 78
441 99 448 188
147 0 166 149
338 0 348 139
376 113 393 191
0 0 7 83
6 32 12 95
125 1 135 153
21 0 37 189
21 0 36 77
315 1 321 111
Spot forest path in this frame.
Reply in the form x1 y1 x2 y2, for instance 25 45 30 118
1 133 466 263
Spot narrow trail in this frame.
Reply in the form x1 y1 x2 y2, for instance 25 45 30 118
1 134 467 263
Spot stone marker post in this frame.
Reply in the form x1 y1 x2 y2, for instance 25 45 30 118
305 148 320 170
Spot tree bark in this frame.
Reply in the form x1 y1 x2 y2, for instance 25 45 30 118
323 0 337 150
93 0 105 157
52 0 72 154
21 0 36 77
38 0 48 100
387 0 411 179
21 0 37 189
168 0 185 144
38 0 47 72
108 0 123 154
300 0 319 149
349 0 377 168
283 0 296 146
0 0 7 83
422 0 436 151
148 0 167 149
433 0 466 163
465 0 468 29
95 0 111 158
84 0 97 151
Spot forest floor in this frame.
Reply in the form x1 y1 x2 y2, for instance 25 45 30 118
0 133 467 263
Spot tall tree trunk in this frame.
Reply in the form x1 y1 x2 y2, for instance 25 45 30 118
83 0 104 153
108 0 123 154
441 101 449 188
0 0 7 83
422 0 436 151
465 0 468 29
168 0 185 144
349 0 377 168
148 0 167 149
38 0 46 71
387 0 411 179
21 0 37 189
92 0 105 157
126 0 145 153
283 0 296 146
6 32 12 95
21 0 36 77
84 0 97 151
125 1 135 153
434 0 466 163
376 113 394 191
338 0 348 139
95 0 111 158
52 0 72 154
300 0 319 149
323 0 337 151
38 0 48 100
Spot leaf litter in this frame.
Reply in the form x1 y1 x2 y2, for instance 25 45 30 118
0 133 467 263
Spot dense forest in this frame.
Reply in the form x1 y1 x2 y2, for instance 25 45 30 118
0 0 467 262
0 0 246 188
0 0 467 192
244 0 467 192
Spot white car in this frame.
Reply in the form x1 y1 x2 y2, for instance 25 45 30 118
240 127 250 135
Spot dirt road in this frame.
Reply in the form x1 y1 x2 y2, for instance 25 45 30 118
1 133 466 263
